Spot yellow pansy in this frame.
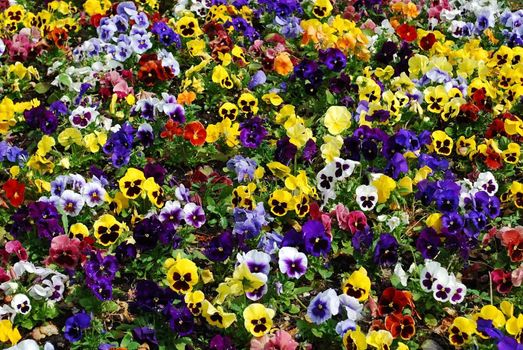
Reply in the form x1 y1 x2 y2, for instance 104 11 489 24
0 97 16 134
372 174 396 203
212 65 234 89
474 305 505 338
221 117 240 147
34 179 51 193
441 97 465 121
37 135 56 156
176 16 202 37
275 104 296 125
58 128 83 148
243 303 275 337
69 223 90 240
321 134 343 162
312 0 333 18
48 1 73 14
285 170 313 195
398 176 413 196
215 263 265 303
367 330 393 350
287 119 313 148
83 0 111 16
83 132 107 153
187 39 206 57
267 162 291 178
0 320 22 345
455 135 476 157
426 213 442 233
343 327 367 350
502 143 520 164
448 317 476 347
262 93 283 106
424 86 448 114
184 291 205 316
165 256 199 294
9 62 28 79
268 189 293 216
408 54 429 77
324 106 351 135
505 117 523 136
375 65 395 80
430 130 453 156
218 102 239 120
143 177 165 208
202 300 236 328
27 154 55 174
108 191 129 214
93 214 125 246
237 93 259 115
342 267 371 301
118 168 146 199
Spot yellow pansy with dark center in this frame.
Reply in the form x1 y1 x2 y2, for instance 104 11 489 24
118 168 146 199
243 303 275 337
219 102 238 120
431 130 453 156
166 257 199 294
268 189 292 216
342 267 371 302
448 317 476 346
237 95 258 115
93 214 124 246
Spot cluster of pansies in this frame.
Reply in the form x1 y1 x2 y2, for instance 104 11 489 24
0 0 522 349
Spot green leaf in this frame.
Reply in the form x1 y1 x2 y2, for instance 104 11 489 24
34 82 50 94
58 73 73 87
288 304 300 314
101 301 120 313
311 327 324 338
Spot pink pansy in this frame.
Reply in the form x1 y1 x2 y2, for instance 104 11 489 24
5 240 28 261
332 203 351 231
250 335 270 350
264 330 298 350
0 267 10 283
45 235 82 270
321 213 332 240
347 211 368 234
512 265 523 287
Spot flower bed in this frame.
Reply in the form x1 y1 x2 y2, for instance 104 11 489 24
0 0 522 349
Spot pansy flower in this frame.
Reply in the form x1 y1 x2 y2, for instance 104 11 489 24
81 181 106 207
11 294 31 315
202 300 236 329
448 317 476 347
64 311 91 343
342 267 371 302
2 179 24 207
491 269 513 294
378 287 412 316
184 121 207 146
278 247 307 279
268 189 293 216
118 168 146 199
303 219 331 257
165 256 199 294
184 290 205 316
183 203 206 228
343 328 367 350
367 330 393 350
385 313 416 340
373 233 399 267
243 303 275 337
93 214 124 246
355 185 378 211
